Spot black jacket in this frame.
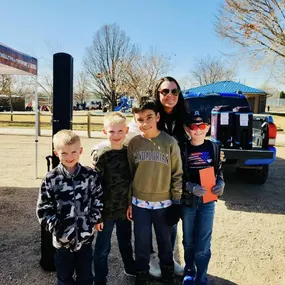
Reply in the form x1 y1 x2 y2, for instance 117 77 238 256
181 140 224 207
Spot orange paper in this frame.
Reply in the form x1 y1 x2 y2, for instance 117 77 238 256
199 167 217 203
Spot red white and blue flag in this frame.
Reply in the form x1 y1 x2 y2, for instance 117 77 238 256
189 152 212 166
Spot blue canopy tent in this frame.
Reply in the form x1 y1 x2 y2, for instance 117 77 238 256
0 42 39 177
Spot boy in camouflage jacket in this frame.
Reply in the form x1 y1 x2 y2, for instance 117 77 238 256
37 130 103 285
91 112 135 285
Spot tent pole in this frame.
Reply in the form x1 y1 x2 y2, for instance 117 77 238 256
34 76 39 179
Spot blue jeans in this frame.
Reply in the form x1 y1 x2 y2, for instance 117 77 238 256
93 219 134 283
55 242 93 285
182 200 215 285
132 205 173 272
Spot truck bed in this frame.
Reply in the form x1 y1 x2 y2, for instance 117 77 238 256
222 147 276 166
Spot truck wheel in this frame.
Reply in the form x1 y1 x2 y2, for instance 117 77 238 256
236 165 269 184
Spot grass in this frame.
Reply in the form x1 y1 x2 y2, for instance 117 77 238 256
1 112 284 133
0 112 133 132
0 112 104 124
0 121 103 131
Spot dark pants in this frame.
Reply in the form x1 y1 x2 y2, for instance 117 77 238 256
55 243 93 285
93 219 134 283
150 223 177 253
182 200 215 285
133 205 173 272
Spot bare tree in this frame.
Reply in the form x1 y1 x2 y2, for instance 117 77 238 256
122 48 170 99
12 76 34 95
192 55 236 85
177 75 198 90
12 76 35 110
259 82 280 98
0 75 12 94
0 75 12 110
84 23 136 109
0 75 34 111
37 72 53 106
36 41 65 107
74 72 91 103
215 0 285 81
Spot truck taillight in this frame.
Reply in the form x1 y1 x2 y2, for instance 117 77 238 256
268 123 277 146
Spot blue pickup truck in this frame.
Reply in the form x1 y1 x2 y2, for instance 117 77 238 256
183 92 277 184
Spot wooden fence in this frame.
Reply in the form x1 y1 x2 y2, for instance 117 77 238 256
0 111 133 138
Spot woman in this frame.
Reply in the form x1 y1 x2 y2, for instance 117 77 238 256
148 76 187 279
155 76 187 146
150 76 225 281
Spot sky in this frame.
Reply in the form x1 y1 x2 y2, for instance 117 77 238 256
1 0 282 90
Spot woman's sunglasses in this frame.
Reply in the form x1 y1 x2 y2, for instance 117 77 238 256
158 88 180 96
188 123 208 131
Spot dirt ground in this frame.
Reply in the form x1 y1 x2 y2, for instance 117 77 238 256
0 134 285 285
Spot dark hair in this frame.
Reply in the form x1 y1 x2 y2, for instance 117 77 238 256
153 76 186 118
132 96 158 114
153 76 187 142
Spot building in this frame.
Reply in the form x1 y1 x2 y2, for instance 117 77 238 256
0 94 25 111
183 81 267 113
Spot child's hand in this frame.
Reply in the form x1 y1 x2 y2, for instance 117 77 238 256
212 179 225 196
165 204 182 226
126 205 132 221
193 185 207 197
220 150 226 162
95 222 104 231
186 182 206 197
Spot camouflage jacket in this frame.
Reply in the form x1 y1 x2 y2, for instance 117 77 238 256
36 163 103 251
91 142 131 222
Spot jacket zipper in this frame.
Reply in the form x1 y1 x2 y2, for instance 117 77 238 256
72 176 78 250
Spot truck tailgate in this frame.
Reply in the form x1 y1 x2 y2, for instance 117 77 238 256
222 147 276 166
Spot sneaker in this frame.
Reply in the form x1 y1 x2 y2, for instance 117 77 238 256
124 268 136 277
163 279 174 285
135 279 148 285
149 252 162 279
135 270 149 285
174 258 184 277
161 263 174 285
182 275 195 285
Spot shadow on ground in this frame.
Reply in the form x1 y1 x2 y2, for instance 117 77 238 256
219 156 285 215
0 186 239 285
102 274 237 285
